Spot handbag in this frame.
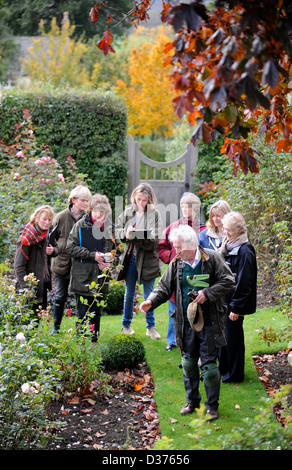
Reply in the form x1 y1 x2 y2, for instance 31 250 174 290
116 244 133 281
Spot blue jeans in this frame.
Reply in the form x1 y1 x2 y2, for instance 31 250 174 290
122 255 156 329
167 300 176 346
54 275 70 303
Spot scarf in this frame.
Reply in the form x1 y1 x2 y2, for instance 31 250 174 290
20 223 48 260
219 232 248 256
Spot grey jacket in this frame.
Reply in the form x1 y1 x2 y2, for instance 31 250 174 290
115 205 162 284
147 247 236 348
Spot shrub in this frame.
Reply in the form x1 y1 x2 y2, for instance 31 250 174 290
0 86 128 199
52 332 110 396
0 334 61 449
0 109 86 261
200 138 292 319
102 334 145 370
103 280 125 315
0 266 62 449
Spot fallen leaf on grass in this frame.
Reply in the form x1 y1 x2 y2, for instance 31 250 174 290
169 417 178 423
235 404 241 410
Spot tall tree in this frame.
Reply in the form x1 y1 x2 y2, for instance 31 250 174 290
0 0 133 39
22 16 91 87
91 0 292 175
115 26 178 138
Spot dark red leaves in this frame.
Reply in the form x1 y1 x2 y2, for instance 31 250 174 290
168 2 207 32
89 7 99 23
89 0 292 174
97 30 115 56
89 2 104 23
191 119 214 146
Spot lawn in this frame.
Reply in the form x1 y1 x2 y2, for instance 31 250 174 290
88 301 289 450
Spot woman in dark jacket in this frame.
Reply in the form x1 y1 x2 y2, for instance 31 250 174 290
219 211 257 382
66 194 120 342
14 204 58 322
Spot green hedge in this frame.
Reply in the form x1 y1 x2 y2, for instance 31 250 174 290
0 87 128 206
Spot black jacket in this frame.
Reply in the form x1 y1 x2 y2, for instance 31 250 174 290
223 242 257 315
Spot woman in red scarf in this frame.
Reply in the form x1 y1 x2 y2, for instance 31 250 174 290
14 205 59 322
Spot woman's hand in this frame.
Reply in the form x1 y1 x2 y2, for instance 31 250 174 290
94 251 105 263
46 244 54 255
229 312 239 321
98 261 111 271
126 226 135 239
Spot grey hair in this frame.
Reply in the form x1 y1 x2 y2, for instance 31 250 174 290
169 224 198 247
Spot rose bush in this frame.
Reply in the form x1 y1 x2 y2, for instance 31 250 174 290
0 109 86 262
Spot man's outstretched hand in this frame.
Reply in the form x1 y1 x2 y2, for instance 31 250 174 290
140 300 152 315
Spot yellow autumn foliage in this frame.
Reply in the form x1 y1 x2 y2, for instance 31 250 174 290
115 25 179 138
22 16 100 87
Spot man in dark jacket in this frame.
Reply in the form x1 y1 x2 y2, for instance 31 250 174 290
140 224 235 421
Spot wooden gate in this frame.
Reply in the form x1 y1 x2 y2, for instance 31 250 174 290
127 136 198 227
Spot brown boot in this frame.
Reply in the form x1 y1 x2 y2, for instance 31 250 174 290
180 403 199 415
206 409 219 421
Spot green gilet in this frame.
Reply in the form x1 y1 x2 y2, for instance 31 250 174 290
181 260 202 318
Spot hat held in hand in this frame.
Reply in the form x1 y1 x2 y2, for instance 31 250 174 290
187 301 204 332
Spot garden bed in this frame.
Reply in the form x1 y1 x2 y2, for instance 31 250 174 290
44 351 292 450
253 350 292 426
45 362 160 450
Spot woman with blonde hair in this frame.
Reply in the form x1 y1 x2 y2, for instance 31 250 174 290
218 211 257 382
116 183 162 339
14 204 58 322
50 185 92 334
199 200 231 250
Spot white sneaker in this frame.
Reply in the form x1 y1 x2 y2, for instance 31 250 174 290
121 327 135 335
146 327 161 340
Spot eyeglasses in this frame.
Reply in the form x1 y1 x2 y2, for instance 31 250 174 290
223 229 234 235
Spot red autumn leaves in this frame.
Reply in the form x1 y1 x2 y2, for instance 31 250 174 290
90 1 292 176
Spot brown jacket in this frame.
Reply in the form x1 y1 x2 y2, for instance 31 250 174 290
14 227 58 303
147 247 235 348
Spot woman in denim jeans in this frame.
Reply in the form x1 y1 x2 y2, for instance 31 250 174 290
116 183 162 339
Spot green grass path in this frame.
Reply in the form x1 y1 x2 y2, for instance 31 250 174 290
96 303 288 449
